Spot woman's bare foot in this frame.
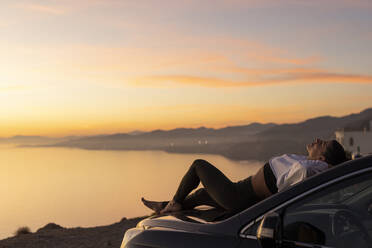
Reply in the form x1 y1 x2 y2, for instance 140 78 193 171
141 197 167 214
160 200 182 214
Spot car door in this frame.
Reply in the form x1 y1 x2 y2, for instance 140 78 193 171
281 171 372 248
239 169 372 248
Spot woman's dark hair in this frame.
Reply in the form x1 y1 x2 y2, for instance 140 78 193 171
324 140 348 165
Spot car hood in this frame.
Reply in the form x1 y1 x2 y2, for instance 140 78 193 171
138 209 241 236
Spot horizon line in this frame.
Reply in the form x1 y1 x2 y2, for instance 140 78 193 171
1 107 371 139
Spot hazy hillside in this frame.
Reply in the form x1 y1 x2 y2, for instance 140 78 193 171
258 108 372 142
0 136 78 146
8 108 372 161
49 123 277 151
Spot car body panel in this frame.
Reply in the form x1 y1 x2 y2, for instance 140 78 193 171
122 155 372 248
139 210 243 237
127 229 241 248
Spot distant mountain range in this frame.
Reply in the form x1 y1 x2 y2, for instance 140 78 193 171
0 135 78 145
2 108 372 161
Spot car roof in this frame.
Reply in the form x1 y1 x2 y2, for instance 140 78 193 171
236 155 372 225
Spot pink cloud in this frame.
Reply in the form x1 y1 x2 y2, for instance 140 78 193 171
367 32 372 40
216 0 372 8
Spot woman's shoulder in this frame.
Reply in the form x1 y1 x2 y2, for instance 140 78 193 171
297 158 328 168
285 154 308 160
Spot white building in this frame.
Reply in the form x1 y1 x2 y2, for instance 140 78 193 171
335 120 372 155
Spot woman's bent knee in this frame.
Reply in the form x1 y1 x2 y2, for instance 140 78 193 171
192 159 213 170
193 159 207 165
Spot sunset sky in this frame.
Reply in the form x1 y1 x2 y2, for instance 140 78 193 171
1 0 372 137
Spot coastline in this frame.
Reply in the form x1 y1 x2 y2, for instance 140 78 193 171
21 138 307 162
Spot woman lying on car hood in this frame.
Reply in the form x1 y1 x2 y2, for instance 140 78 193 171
142 138 348 214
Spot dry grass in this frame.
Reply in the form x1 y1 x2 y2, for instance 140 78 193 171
14 226 31 236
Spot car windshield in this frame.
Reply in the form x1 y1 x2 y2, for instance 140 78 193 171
304 176 372 206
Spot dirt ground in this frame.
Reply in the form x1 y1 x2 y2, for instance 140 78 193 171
0 217 146 248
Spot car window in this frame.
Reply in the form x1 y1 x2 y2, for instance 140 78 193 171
241 220 261 237
308 179 372 205
282 172 372 248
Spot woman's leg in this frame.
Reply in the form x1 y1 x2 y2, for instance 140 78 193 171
143 159 261 213
182 188 224 209
171 159 255 211
141 198 169 213
143 188 223 213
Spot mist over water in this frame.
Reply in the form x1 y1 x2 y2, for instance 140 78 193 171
0 147 262 239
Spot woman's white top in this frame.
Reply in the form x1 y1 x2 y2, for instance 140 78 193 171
269 154 328 192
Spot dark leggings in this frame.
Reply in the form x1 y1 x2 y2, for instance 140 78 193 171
170 159 260 212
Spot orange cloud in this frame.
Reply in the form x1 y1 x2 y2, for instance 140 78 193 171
297 73 372 83
2 40 367 91
247 53 320 66
131 71 372 88
131 75 241 88
15 3 66 15
169 35 320 66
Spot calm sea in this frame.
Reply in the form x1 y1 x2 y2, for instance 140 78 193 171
0 146 262 239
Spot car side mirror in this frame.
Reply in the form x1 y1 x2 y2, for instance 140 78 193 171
256 212 282 248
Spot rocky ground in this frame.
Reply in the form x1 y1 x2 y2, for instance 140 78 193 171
0 217 147 248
